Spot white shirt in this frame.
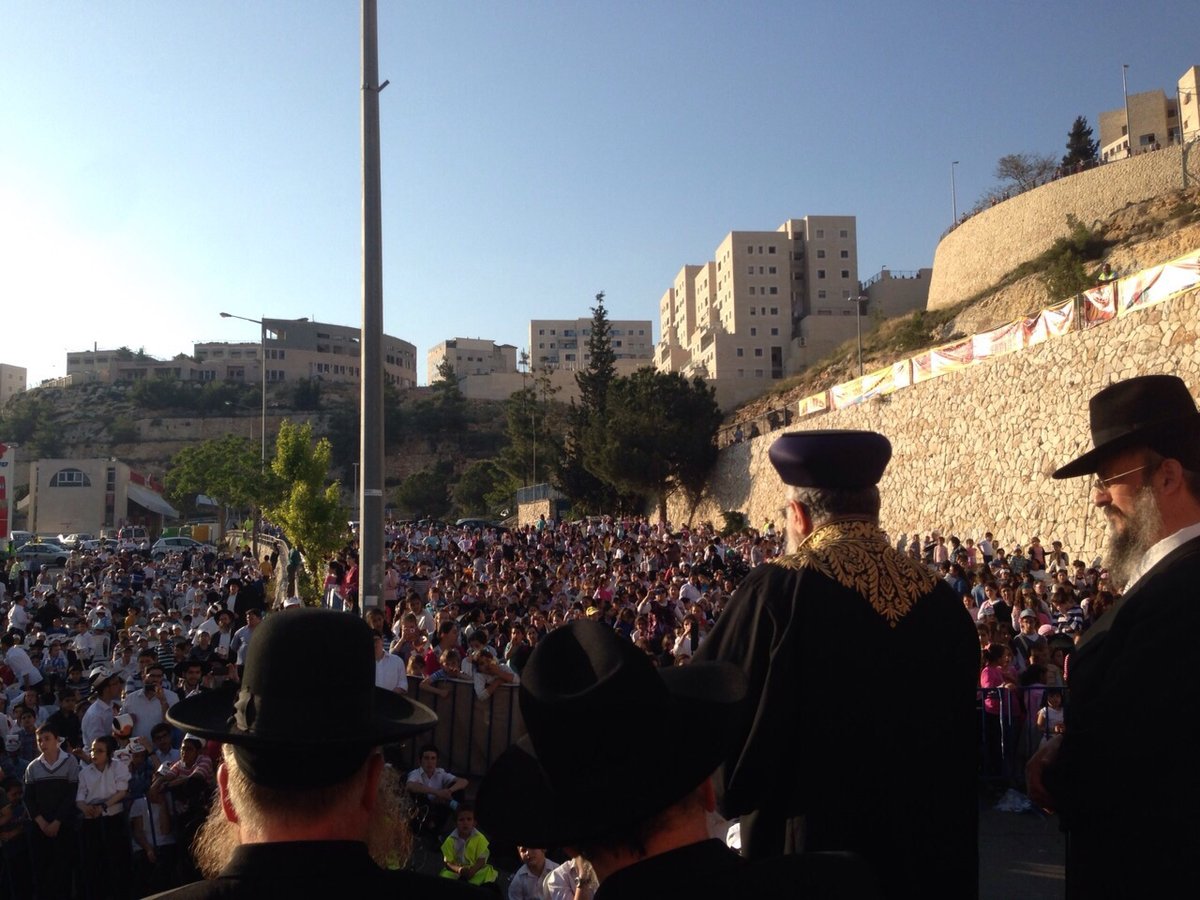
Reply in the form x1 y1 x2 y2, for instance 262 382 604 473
76 759 131 815
508 857 559 900
1121 520 1200 593
374 653 408 694
3 645 42 687
120 687 180 741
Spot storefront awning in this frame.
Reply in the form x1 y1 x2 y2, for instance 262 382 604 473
127 483 179 518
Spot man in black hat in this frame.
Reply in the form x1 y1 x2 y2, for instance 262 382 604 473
476 620 875 898
154 608 477 898
1028 374 1200 898
694 429 980 898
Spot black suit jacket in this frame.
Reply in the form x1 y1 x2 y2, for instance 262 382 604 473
147 840 483 899
1048 532 1200 899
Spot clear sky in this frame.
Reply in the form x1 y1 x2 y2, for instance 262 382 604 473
2 1 1196 387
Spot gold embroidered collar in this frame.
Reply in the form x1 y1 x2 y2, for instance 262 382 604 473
772 520 938 627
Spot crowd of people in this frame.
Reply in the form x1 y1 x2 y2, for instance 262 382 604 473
0 507 1122 896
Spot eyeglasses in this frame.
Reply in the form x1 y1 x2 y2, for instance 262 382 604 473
1093 464 1147 493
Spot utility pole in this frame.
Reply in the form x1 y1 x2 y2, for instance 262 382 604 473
951 160 959 225
359 0 386 615
1122 64 1132 159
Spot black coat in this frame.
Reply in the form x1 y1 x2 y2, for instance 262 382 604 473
147 840 484 899
695 521 980 899
1046 533 1200 899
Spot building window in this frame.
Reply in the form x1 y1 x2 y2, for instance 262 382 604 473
816 229 825 238
770 307 778 315
769 287 778 295
749 307 756 315
818 270 826 279
818 290 827 299
768 246 776 254
750 327 758 336
755 369 764 377
747 266 754 275
755 348 764 357
840 229 848 238
50 468 91 487
841 270 850 278
768 266 777 274
840 250 849 259
746 245 753 253
736 348 744 357
770 328 779 336
816 250 826 258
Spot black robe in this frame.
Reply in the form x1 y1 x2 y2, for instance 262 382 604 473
1044 533 1200 899
695 520 980 898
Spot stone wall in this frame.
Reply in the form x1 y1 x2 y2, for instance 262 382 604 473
671 287 1200 562
928 146 1200 310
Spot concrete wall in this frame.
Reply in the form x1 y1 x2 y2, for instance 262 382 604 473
671 287 1200 563
929 146 1200 311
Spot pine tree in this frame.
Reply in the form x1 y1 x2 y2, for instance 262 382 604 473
1062 116 1099 168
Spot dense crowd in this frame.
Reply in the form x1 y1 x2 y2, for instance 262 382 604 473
0 515 1112 895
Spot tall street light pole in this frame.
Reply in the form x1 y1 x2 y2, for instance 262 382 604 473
1122 64 1132 159
851 295 866 378
951 161 959 225
359 0 386 616
219 312 267 465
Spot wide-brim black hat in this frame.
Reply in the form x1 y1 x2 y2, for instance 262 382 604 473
1053 375 1200 478
167 608 437 786
476 620 746 848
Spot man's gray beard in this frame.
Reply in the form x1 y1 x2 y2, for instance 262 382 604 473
1105 486 1163 588
191 764 413 878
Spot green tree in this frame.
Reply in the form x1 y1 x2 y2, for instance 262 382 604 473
290 377 322 411
411 359 466 448
554 292 620 512
394 460 453 519
452 459 508 517
588 369 722 522
164 435 276 533
1062 116 1099 168
265 420 345 603
1040 215 1111 301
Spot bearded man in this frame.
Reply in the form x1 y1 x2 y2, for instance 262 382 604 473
694 430 979 898
155 608 477 898
1028 374 1200 898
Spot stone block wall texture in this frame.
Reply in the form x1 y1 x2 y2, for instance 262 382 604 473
672 288 1200 563
928 146 1200 311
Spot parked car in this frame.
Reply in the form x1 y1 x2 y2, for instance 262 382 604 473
150 536 216 558
14 540 69 568
57 532 95 549
79 538 121 552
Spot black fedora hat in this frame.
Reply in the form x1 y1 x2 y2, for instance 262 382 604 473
476 620 746 848
1053 375 1200 479
167 608 437 787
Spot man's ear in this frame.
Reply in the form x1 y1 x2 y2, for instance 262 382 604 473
217 763 239 825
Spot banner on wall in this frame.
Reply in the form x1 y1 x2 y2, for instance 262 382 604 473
971 320 1024 359
796 391 830 418
1120 255 1200 316
911 337 975 384
1024 298 1076 347
1082 283 1117 325
831 361 911 409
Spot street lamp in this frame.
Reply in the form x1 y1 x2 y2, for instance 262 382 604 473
951 161 959 225
850 295 867 378
219 311 267 465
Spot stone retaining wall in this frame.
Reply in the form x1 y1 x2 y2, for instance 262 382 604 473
928 146 1200 310
672 288 1200 561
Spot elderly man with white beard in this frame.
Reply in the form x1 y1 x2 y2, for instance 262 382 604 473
1028 374 1200 899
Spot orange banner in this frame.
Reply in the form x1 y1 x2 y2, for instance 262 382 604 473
1024 299 1076 346
796 391 830 418
1082 283 1117 326
1121 257 1200 315
972 320 1024 359
830 361 911 409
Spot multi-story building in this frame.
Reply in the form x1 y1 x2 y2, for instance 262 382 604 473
1099 66 1200 161
66 318 418 390
0 363 27 408
656 216 862 409
860 268 932 320
529 318 654 371
426 338 518 384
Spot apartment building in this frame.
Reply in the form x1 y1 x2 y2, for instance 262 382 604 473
26 457 177 537
529 318 654 371
427 338 518 384
1098 66 1200 161
0 363 27 408
656 216 861 409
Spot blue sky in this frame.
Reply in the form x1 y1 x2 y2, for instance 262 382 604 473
2 1 1196 387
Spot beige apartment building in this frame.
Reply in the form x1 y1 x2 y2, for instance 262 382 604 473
25 457 177 537
529 318 654 371
1099 66 1200 161
67 318 418 390
656 216 862 409
427 338 518 384
861 268 932 320
0 363 27 408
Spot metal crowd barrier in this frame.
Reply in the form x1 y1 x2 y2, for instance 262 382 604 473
977 684 1068 788
394 678 523 779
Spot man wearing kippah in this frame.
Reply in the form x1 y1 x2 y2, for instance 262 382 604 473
694 430 980 898
1028 374 1200 898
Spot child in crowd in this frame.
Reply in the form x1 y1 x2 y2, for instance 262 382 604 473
439 803 497 886
1037 688 1066 746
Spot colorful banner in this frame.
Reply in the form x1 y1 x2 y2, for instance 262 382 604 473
971 320 1024 359
831 362 911 409
796 391 830 418
1120 256 1200 316
1024 298 1076 347
1082 283 1117 326
911 337 975 384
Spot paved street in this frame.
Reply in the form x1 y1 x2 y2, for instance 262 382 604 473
980 800 1065 899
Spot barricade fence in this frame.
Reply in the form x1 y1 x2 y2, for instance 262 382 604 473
978 683 1067 791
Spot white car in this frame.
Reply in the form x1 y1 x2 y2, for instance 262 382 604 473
57 532 95 549
150 536 216 558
